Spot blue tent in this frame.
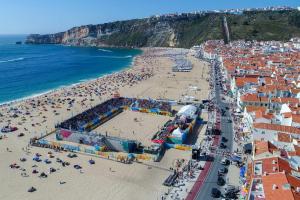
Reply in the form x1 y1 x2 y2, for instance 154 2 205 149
231 155 242 162
240 166 246 177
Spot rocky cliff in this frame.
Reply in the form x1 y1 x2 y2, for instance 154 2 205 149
26 10 300 48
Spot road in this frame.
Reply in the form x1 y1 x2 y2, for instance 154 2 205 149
194 61 234 200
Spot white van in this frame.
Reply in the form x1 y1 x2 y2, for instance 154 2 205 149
221 158 229 165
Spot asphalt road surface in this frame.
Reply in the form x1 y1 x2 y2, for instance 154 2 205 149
195 61 234 200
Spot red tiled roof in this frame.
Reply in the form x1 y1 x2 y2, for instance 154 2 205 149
241 93 268 103
286 174 300 200
235 77 258 88
293 115 300 124
254 140 278 156
278 132 293 143
262 172 294 200
255 157 292 176
246 106 267 113
254 123 300 134
294 145 300 156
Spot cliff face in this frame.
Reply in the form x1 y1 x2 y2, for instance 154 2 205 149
26 10 300 48
26 33 64 44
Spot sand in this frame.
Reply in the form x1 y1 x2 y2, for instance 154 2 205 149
0 47 210 200
94 110 172 146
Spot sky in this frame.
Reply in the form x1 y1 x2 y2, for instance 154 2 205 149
0 0 299 34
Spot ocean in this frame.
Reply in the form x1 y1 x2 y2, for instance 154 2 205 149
0 35 141 104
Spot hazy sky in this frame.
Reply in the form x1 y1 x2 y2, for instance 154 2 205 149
0 0 299 34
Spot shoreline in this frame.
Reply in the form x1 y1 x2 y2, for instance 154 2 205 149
0 49 142 107
0 47 210 200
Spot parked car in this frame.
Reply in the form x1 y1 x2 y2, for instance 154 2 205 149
211 188 221 198
221 137 227 142
221 158 230 165
217 177 226 186
218 167 228 175
224 191 238 199
220 143 227 149
224 185 240 193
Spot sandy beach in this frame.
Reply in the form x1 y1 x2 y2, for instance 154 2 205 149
0 47 209 200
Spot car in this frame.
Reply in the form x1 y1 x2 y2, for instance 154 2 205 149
227 119 232 123
220 143 227 149
217 177 226 186
224 185 240 193
218 167 228 175
211 188 221 198
221 158 230 165
221 137 227 142
224 191 238 199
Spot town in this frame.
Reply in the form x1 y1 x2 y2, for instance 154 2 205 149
196 37 300 199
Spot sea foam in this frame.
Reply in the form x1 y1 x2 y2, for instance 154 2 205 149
95 55 132 59
98 48 113 53
0 57 25 63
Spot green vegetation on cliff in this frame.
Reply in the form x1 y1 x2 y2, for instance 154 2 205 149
26 10 300 48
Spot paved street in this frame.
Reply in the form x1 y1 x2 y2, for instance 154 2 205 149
194 61 235 200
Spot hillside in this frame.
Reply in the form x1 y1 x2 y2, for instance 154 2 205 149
26 10 300 48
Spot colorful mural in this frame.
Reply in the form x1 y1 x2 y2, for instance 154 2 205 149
126 106 172 116
32 138 157 162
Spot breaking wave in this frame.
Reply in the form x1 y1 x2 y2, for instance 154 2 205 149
0 57 25 63
98 48 113 53
95 55 132 59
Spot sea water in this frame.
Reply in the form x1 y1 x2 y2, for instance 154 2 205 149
0 35 141 104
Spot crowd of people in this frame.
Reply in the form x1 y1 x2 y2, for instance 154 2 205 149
59 97 173 131
132 98 172 111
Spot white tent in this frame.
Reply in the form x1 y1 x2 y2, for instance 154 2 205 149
183 96 195 101
280 103 291 114
177 105 197 119
172 127 184 137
